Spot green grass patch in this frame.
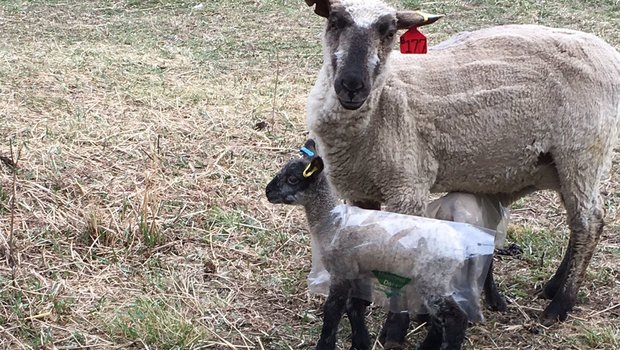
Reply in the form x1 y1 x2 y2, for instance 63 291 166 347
106 296 210 349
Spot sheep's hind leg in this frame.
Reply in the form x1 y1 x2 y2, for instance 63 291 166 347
539 237 573 299
540 166 606 326
316 280 351 350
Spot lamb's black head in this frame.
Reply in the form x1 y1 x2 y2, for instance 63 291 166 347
266 140 325 205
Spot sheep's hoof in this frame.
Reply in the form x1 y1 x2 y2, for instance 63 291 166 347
538 280 562 300
539 299 571 326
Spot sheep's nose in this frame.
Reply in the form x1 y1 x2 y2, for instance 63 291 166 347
341 75 364 93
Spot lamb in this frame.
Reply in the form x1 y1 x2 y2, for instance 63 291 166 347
265 145 496 350
303 1 620 344
309 191 511 315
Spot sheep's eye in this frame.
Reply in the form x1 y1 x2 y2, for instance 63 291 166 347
385 30 396 40
287 176 300 185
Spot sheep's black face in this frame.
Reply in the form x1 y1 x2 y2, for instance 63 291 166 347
325 7 398 110
310 0 443 110
265 157 324 205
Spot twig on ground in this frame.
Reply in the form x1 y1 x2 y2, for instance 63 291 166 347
588 303 620 318
8 139 22 285
506 296 532 321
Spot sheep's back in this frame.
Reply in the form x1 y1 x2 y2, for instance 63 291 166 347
382 24 620 194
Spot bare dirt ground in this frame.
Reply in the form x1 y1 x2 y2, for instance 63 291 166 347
0 0 618 349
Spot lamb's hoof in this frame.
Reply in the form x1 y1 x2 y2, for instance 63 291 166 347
379 332 406 350
415 342 441 350
349 334 371 350
485 294 508 312
383 340 407 350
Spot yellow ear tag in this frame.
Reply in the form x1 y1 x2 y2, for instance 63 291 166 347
303 164 319 178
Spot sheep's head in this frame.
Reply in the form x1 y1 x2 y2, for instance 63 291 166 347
266 140 325 205
306 0 442 110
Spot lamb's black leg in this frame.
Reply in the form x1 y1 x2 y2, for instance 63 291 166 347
378 311 410 349
316 280 350 350
483 260 507 311
435 297 468 350
350 200 411 349
416 318 442 350
346 297 371 350
347 279 371 350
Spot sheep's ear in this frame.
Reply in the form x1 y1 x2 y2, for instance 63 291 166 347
300 139 317 158
396 11 444 30
305 0 330 18
303 157 324 178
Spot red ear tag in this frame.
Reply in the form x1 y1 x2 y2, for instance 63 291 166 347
400 27 427 54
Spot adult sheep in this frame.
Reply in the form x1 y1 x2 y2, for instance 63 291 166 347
303 0 620 346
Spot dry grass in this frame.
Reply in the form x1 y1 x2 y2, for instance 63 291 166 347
0 0 618 349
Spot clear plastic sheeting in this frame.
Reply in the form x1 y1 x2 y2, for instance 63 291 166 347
307 205 496 322
425 193 509 248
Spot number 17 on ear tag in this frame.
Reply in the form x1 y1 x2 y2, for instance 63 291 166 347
400 27 427 54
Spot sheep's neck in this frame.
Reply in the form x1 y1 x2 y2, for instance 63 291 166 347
303 176 339 232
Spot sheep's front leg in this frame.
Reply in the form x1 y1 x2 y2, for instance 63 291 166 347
383 184 430 217
316 280 351 350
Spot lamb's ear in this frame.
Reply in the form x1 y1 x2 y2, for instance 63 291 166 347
300 139 317 158
396 11 444 30
303 157 324 178
305 0 330 18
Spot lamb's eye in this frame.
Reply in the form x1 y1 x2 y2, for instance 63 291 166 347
385 30 396 39
287 176 300 185
329 14 349 30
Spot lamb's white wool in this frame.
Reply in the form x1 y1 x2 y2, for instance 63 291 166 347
334 48 346 65
341 0 394 28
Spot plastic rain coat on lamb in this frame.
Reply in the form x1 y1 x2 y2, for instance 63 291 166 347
308 204 496 322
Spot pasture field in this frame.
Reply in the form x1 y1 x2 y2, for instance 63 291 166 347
0 0 618 349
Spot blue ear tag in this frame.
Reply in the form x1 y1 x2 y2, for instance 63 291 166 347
299 146 315 158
